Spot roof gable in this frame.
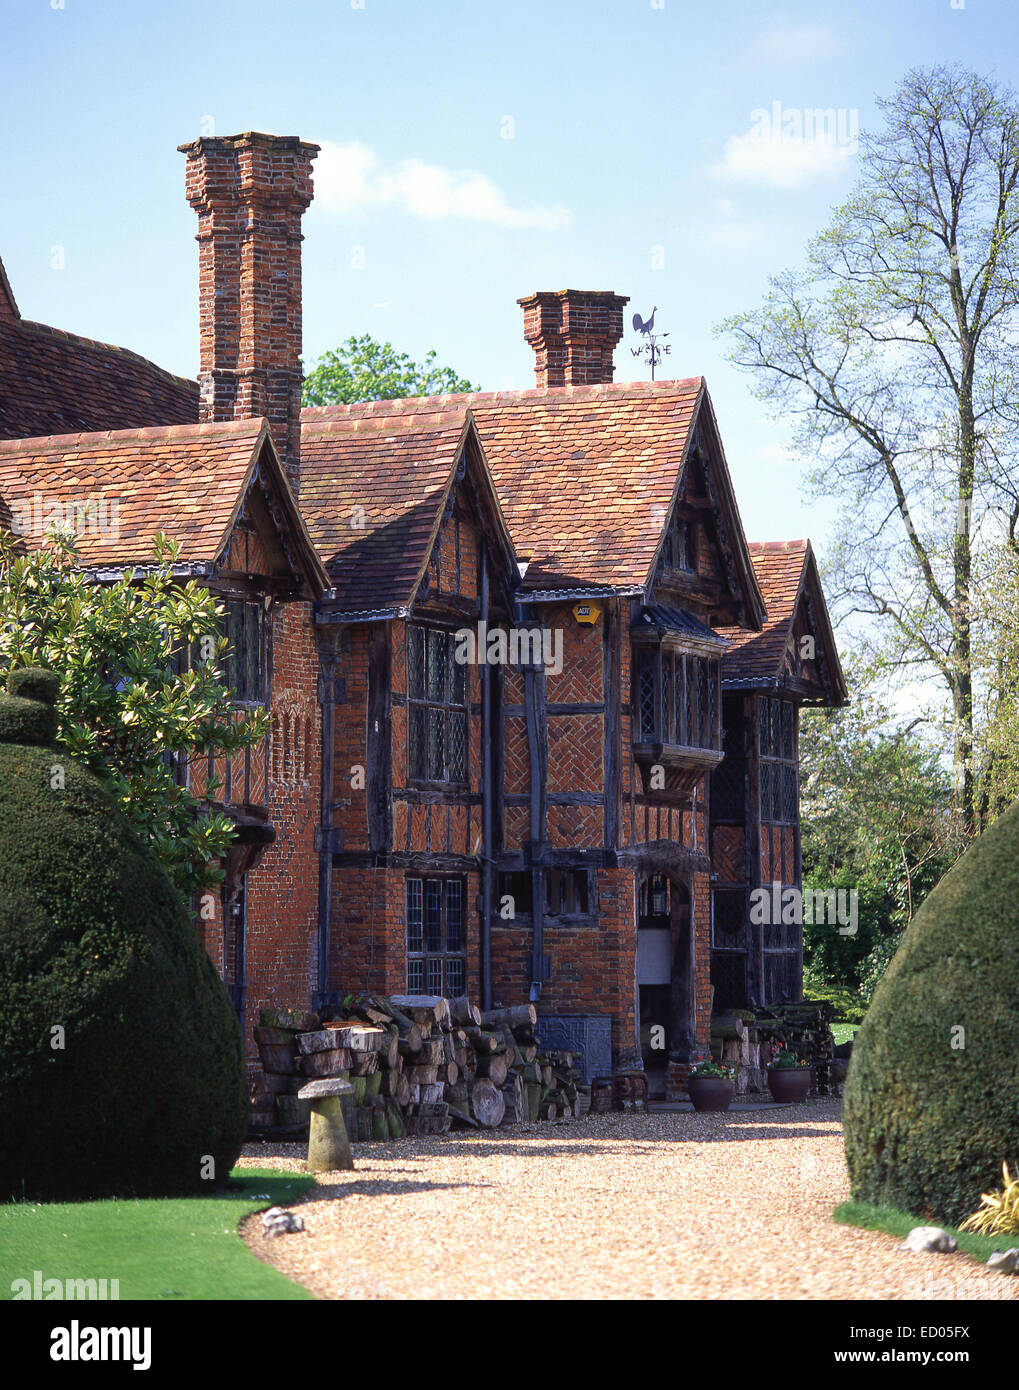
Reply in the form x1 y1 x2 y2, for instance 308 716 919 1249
300 406 517 617
0 255 19 325
718 540 847 706
302 380 765 626
0 419 327 596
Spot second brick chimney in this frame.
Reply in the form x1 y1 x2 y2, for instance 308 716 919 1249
178 131 319 494
518 289 629 389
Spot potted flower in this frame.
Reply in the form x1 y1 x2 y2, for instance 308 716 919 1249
687 1060 735 1112
766 1048 812 1103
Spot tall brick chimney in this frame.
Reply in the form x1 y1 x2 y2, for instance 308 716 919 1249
518 289 629 389
178 131 319 494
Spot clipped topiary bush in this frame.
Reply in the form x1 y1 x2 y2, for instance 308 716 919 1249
844 802 1019 1225
0 671 248 1201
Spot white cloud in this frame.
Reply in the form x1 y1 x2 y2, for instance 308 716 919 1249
706 197 762 251
313 140 572 231
749 24 846 64
712 128 856 189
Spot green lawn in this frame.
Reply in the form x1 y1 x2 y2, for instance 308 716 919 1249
834 1198 1013 1262
831 1022 861 1046
0 1169 315 1301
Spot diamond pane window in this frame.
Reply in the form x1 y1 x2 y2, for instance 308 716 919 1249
638 655 656 740
758 698 771 756
760 699 799 825
634 649 720 753
407 627 425 700
220 598 264 703
407 625 469 785
448 712 467 782
406 876 467 995
782 700 794 760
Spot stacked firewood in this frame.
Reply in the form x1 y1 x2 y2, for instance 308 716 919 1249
251 995 592 1139
710 1000 837 1097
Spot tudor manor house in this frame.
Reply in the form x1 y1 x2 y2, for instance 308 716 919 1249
0 133 846 1099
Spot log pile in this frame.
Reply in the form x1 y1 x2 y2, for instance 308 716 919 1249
251 995 593 1139
710 1000 837 1098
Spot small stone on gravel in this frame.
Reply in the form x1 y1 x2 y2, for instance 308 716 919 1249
900 1226 958 1254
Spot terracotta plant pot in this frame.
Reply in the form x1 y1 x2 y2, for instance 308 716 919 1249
767 1065 812 1103
688 1075 735 1112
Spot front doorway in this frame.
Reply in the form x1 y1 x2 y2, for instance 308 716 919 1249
637 874 692 1098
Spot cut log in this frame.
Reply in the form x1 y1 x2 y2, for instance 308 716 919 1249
321 1024 387 1052
525 1081 542 1122
420 1082 445 1104
397 1074 411 1108
253 1026 299 1046
450 996 482 1027
468 1078 506 1128
389 995 450 1027
260 1007 320 1032
481 1004 536 1029
501 1071 525 1124
407 1064 438 1085
396 1024 425 1055
350 1051 380 1077
386 1099 406 1139
479 1052 509 1087
256 1043 296 1074
710 1013 746 1041
465 1027 500 1053
299 1047 353 1077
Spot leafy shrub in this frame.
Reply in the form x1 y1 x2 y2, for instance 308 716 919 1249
0 678 248 1200
844 800 1019 1225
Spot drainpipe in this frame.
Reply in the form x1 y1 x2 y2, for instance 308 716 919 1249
480 546 494 1011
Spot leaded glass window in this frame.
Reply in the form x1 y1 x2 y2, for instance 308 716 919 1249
405 876 467 996
407 625 468 784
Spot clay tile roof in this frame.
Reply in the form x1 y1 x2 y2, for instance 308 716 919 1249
717 540 809 679
0 317 199 441
0 418 267 569
717 540 847 704
302 379 707 591
300 407 473 611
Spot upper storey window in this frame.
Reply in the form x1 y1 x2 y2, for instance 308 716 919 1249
222 598 265 705
407 625 468 784
660 511 695 573
759 696 798 823
636 650 719 750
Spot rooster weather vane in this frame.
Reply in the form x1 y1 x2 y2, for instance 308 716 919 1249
631 305 671 381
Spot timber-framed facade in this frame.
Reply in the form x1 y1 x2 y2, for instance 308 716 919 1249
0 133 848 1101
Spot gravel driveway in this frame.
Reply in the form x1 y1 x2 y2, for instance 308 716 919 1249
239 1100 1019 1300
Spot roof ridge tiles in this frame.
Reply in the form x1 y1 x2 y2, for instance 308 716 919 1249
0 417 265 454
300 376 704 421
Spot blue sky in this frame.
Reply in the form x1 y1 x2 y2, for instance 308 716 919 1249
2 0 1016 557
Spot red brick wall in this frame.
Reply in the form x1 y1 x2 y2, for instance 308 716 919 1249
243 600 321 1058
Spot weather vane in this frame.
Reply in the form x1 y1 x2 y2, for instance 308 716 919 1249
630 306 670 381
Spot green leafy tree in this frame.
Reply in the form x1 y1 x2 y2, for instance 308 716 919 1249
302 333 478 406
0 530 267 897
799 672 964 1003
720 66 1019 833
